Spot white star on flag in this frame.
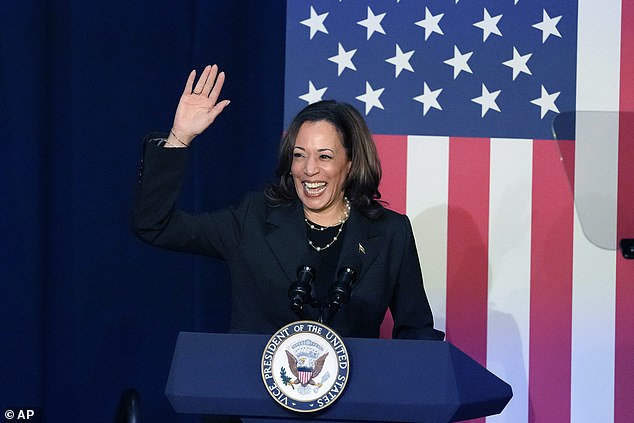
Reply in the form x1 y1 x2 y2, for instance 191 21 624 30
300 6 328 40
413 82 443 116
357 6 386 40
415 7 444 41
503 47 532 80
385 44 414 78
355 81 385 115
532 9 562 43
444 45 473 79
473 8 503 42
530 84 560 118
298 81 327 105
472 83 501 117
328 43 357 76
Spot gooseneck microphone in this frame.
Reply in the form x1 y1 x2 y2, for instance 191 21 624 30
319 255 363 324
288 252 320 319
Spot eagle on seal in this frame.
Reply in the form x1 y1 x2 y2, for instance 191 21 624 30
285 350 329 387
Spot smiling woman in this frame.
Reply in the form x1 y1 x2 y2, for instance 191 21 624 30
132 66 444 341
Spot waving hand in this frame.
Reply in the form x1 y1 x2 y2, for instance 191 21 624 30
168 64 230 147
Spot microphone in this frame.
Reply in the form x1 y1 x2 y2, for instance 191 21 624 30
319 255 363 324
288 251 320 319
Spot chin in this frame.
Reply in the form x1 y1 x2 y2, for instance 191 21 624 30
298 193 330 212
299 195 324 209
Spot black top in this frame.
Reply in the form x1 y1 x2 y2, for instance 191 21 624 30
305 220 346 304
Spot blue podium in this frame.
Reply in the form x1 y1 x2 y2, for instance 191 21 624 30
165 332 512 422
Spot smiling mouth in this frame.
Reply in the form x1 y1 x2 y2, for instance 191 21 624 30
302 181 327 196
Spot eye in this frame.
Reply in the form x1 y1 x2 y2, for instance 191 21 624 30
320 154 333 160
293 152 305 158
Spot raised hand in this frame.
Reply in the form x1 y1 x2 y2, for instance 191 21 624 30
168 64 230 147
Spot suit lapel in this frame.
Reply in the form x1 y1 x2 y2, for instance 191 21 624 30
264 200 308 283
336 208 383 279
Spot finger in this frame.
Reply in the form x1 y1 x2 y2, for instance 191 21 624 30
208 71 226 105
182 69 196 96
208 99 231 122
202 64 219 97
193 65 211 94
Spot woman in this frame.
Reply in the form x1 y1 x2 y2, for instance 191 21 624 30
133 65 443 340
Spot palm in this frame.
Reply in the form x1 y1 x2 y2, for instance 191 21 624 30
171 64 230 142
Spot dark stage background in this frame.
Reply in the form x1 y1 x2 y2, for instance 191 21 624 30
1 1 285 421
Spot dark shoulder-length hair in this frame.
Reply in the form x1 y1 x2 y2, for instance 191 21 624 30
265 100 384 219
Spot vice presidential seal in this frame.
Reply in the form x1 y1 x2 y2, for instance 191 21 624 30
261 321 350 413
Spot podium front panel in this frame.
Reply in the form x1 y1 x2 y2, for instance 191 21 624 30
165 332 512 422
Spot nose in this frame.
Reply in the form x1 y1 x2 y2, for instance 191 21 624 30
303 156 319 176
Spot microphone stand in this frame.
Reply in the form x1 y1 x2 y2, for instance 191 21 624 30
319 266 356 325
288 264 317 319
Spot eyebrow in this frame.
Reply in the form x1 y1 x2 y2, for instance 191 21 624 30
293 146 336 153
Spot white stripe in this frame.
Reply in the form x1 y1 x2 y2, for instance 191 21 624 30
571 214 617 423
571 1 620 421
406 135 449 334
576 0 621 112
485 139 533 423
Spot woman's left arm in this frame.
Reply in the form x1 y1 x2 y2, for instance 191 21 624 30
390 216 445 340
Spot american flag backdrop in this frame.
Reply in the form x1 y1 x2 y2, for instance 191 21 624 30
285 1 634 423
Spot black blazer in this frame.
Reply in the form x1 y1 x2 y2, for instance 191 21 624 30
133 139 443 340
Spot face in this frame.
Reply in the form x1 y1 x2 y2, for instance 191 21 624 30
291 120 352 222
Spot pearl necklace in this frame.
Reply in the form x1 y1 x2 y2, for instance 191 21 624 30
305 197 350 252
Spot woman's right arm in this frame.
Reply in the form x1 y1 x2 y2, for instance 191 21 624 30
131 65 233 257
132 136 244 258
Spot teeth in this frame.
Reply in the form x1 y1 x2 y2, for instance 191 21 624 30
304 182 325 189
303 182 326 194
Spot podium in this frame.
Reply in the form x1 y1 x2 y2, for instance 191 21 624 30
165 332 512 422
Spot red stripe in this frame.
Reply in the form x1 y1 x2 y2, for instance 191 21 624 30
616 2 634 420
446 137 489 372
615 121 634 423
528 140 574 423
374 135 408 339
374 135 407 214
